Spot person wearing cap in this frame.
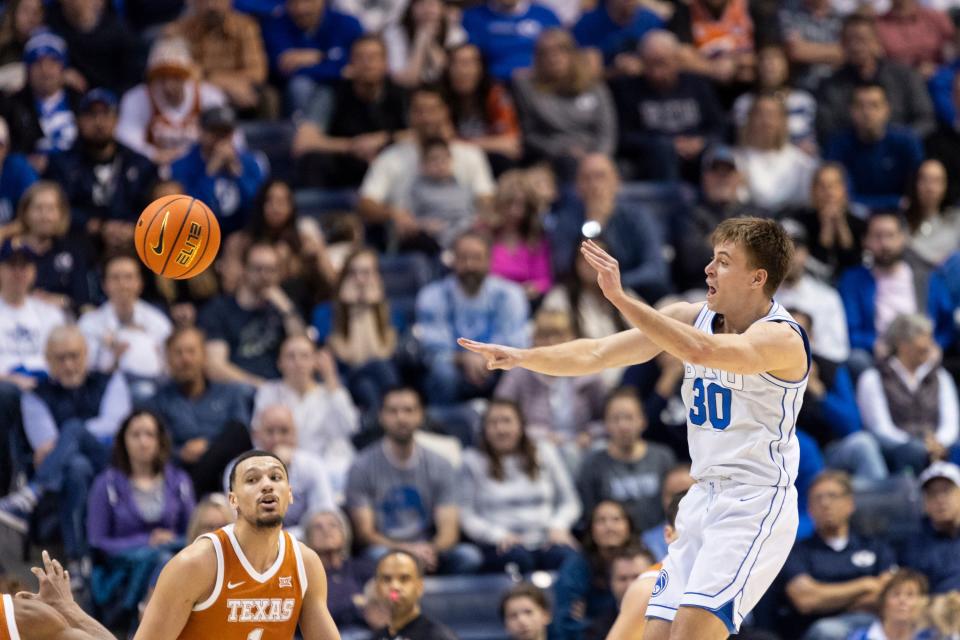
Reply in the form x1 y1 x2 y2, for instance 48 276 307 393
2 31 80 174
46 0 140 94
0 114 38 226
900 462 960 593
261 0 363 118
170 105 266 236
45 88 157 234
115 37 228 166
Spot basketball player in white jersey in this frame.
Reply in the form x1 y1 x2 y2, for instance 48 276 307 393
134 449 341 640
460 218 808 640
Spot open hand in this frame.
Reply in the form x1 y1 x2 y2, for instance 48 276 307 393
457 338 523 371
16 550 74 605
580 240 625 305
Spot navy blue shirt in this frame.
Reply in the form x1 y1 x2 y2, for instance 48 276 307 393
572 5 662 65
141 379 251 448
198 295 289 380
463 2 561 81
261 7 363 83
0 153 37 225
900 519 960 593
824 125 924 213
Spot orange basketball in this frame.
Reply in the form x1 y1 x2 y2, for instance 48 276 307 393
134 195 221 279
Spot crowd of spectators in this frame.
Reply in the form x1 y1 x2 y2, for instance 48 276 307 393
2 0 960 639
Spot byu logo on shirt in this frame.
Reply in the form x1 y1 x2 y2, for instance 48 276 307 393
653 570 669 597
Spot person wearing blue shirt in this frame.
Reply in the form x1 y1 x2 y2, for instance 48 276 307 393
0 116 38 226
261 0 364 118
170 106 266 237
825 83 923 213
899 462 960 594
572 0 662 68
462 0 561 82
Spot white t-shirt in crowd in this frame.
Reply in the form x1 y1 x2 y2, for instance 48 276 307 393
0 296 66 374
78 300 173 378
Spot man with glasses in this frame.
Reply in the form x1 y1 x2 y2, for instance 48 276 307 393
198 242 306 388
780 470 896 640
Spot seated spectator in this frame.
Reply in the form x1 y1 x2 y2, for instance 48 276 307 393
0 325 132 572
170 105 266 236
816 15 934 143
293 36 408 189
116 37 228 167
345 386 483 574
2 181 92 309
313 248 401 416
462 0 561 82
924 72 960 206
512 29 616 181
403 137 477 254
199 242 306 387
549 154 668 303
578 387 677 534
732 45 818 152
790 163 867 281
488 170 551 299
572 0 663 71
304 509 370 630
857 314 959 474
780 471 897 640
416 231 529 405
78 254 172 391
778 0 844 94
46 0 140 94
441 43 522 171
370 550 459 640
734 93 817 213
900 462 960 593
777 221 851 364
168 0 272 117
903 159 960 268
0 0 45 93
838 212 951 364
501 583 552 640
495 308 605 450
666 0 755 89
3 32 79 175
668 145 758 294
608 30 724 182
142 327 252 496
591 544 654 639
232 404 336 536
218 179 336 315
45 88 157 233
460 399 581 572
254 335 359 497
86 410 194 617
384 0 466 87
623 348 689 462
0 116 37 226
847 569 933 640
876 0 954 77
261 0 363 119
358 86 494 253
825 82 923 213
552 500 636 640
639 465 694 560
185 492 234 541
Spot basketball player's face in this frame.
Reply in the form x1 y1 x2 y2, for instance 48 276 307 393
704 241 762 313
503 596 550 640
230 457 293 528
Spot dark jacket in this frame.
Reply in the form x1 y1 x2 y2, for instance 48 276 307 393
2 86 82 156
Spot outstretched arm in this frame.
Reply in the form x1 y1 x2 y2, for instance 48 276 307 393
581 241 806 379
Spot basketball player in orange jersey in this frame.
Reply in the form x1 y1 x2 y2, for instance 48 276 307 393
134 450 341 640
2 550 115 639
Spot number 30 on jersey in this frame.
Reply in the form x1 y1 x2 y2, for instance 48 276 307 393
689 378 732 430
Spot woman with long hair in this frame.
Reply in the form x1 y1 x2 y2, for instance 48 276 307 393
0 0 43 69
86 410 195 620
488 170 552 300
385 0 466 87
461 399 581 572
903 159 960 268
734 92 818 213
442 43 522 167
512 29 616 180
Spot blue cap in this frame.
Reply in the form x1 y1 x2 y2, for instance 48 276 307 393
0 241 38 264
24 31 67 65
79 88 118 113
702 144 737 171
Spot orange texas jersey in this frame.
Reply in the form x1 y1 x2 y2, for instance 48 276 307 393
1 594 19 640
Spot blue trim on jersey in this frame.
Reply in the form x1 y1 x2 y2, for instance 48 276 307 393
732 486 790 624
758 319 811 387
694 303 709 331
680 602 737 634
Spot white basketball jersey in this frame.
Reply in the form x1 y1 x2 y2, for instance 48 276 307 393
681 302 809 487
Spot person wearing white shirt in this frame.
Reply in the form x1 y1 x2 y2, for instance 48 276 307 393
78 255 172 385
856 313 959 474
254 335 359 499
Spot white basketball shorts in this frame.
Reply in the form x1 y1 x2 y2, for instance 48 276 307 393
646 478 798 633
